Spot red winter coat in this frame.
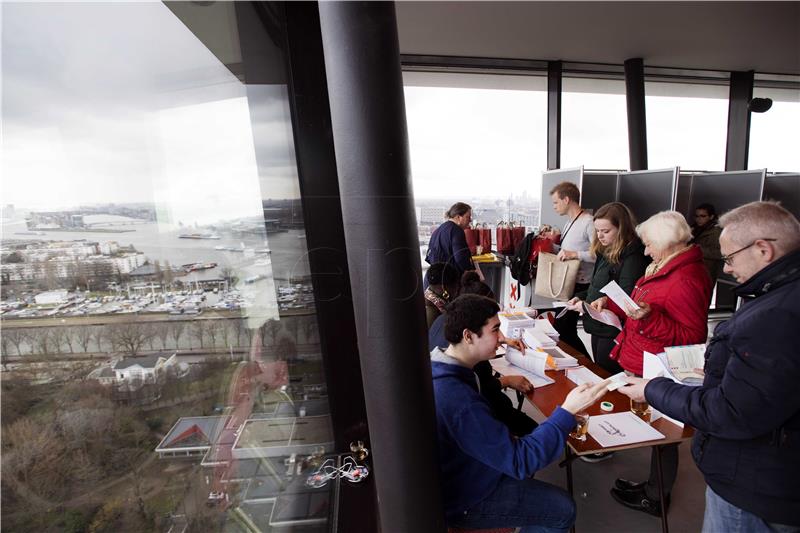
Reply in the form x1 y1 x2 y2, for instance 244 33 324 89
608 245 711 376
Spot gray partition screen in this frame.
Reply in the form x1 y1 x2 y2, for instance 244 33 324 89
616 167 679 223
763 173 800 220
539 167 583 229
581 172 620 214
675 172 695 219
688 169 766 219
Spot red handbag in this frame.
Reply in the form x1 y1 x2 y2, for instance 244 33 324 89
511 223 526 251
464 227 479 256
529 236 554 264
496 222 513 255
478 224 492 253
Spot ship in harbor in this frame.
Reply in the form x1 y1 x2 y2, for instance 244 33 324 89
178 233 221 240
181 262 218 272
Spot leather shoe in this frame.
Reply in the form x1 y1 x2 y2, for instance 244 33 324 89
614 478 646 492
610 487 669 517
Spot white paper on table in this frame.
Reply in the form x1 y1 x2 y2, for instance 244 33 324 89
505 347 548 376
489 356 554 388
643 351 686 428
522 328 557 349
588 412 666 448
600 280 640 311
565 366 603 386
582 302 622 330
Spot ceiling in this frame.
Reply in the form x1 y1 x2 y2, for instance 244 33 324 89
395 2 800 76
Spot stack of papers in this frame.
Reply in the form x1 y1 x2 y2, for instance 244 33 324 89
498 311 536 339
535 346 579 369
565 366 604 386
532 318 560 342
491 349 555 388
522 327 556 349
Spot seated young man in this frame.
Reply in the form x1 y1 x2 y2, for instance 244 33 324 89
431 294 608 532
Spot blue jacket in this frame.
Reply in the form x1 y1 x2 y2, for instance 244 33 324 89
431 349 575 520
426 220 473 274
645 249 800 526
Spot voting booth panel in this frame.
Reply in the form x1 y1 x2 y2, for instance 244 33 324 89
688 169 767 219
581 172 620 215
616 167 679 223
763 173 800 221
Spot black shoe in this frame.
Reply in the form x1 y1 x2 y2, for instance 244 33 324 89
579 452 615 463
610 487 670 517
614 477 646 492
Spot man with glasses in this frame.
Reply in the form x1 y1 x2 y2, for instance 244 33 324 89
620 201 800 532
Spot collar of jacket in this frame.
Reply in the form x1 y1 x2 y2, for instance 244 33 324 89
641 244 703 284
735 248 800 298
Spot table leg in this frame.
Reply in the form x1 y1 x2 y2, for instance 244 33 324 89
564 447 575 533
654 445 668 533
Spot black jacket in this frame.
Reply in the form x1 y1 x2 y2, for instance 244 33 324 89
425 220 473 274
645 248 800 526
577 239 649 338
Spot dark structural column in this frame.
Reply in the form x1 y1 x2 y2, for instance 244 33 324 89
547 60 563 170
624 58 648 171
318 3 445 532
725 70 754 171
282 3 379 530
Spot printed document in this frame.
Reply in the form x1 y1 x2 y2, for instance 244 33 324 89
582 302 622 330
489 355 554 388
643 351 693 428
665 344 706 381
565 366 603 386
600 280 640 311
588 412 666 448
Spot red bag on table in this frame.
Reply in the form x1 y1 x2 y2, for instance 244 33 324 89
496 222 513 255
478 225 492 253
511 224 526 251
463 227 479 256
529 235 555 264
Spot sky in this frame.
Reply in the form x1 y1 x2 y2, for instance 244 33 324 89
1 2 798 220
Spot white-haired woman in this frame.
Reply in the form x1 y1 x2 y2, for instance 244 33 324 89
593 210 712 517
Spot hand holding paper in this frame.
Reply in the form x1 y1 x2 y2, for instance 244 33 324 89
600 280 640 311
582 302 622 330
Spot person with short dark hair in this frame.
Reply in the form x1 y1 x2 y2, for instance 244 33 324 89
432 294 609 532
425 202 474 276
429 271 537 436
691 202 723 282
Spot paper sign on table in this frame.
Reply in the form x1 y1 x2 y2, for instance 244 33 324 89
600 280 640 311
587 412 666 447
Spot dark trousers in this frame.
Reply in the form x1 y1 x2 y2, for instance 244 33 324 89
591 335 625 375
646 444 679 501
553 283 590 356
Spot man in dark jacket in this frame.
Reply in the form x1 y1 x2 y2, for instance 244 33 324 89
620 201 800 531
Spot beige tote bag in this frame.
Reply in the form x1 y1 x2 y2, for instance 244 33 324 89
534 252 580 300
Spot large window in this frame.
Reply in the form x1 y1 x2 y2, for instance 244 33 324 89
403 72 547 253
2 3 334 531
645 81 728 171
749 86 800 172
561 77 628 170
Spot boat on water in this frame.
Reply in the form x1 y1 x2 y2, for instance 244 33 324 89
178 233 221 240
181 262 218 272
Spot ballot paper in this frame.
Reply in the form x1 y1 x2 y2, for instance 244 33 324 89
505 347 548 377
588 412 666 448
490 355 555 389
536 346 580 369
565 366 604 386
533 318 560 342
600 280 640 311
664 344 706 382
582 302 622 330
522 328 557 349
604 371 629 391
643 351 700 428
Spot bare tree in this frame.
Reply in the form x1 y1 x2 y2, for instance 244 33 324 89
154 322 170 350
75 325 94 355
143 323 158 351
262 319 282 347
303 316 318 344
205 320 220 349
3 328 28 356
169 321 186 349
190 320 206 349
218 320 232 350
57 327 75 354
28 328 53 356
105 323 148 356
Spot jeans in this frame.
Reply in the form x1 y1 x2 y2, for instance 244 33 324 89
702 486 799 533
590 335 624 375
449 475 576 533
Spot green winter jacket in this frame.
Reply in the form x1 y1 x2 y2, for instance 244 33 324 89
577 239 650 339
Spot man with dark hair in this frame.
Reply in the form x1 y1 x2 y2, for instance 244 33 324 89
432 294 608 532
621 201 800 532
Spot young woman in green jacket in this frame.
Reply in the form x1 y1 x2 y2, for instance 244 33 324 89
567 202 650 374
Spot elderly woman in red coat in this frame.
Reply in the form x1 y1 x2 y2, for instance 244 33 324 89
591 210 712 517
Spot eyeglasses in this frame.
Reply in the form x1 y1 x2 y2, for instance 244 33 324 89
721 238 776 266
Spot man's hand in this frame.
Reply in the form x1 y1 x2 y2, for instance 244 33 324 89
619 376 649 402
557 249 578 261
590 296 608 312
504 337 526 354
624 300 651 321
562 381 609 414
500 375 534 394
565 297 584 313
